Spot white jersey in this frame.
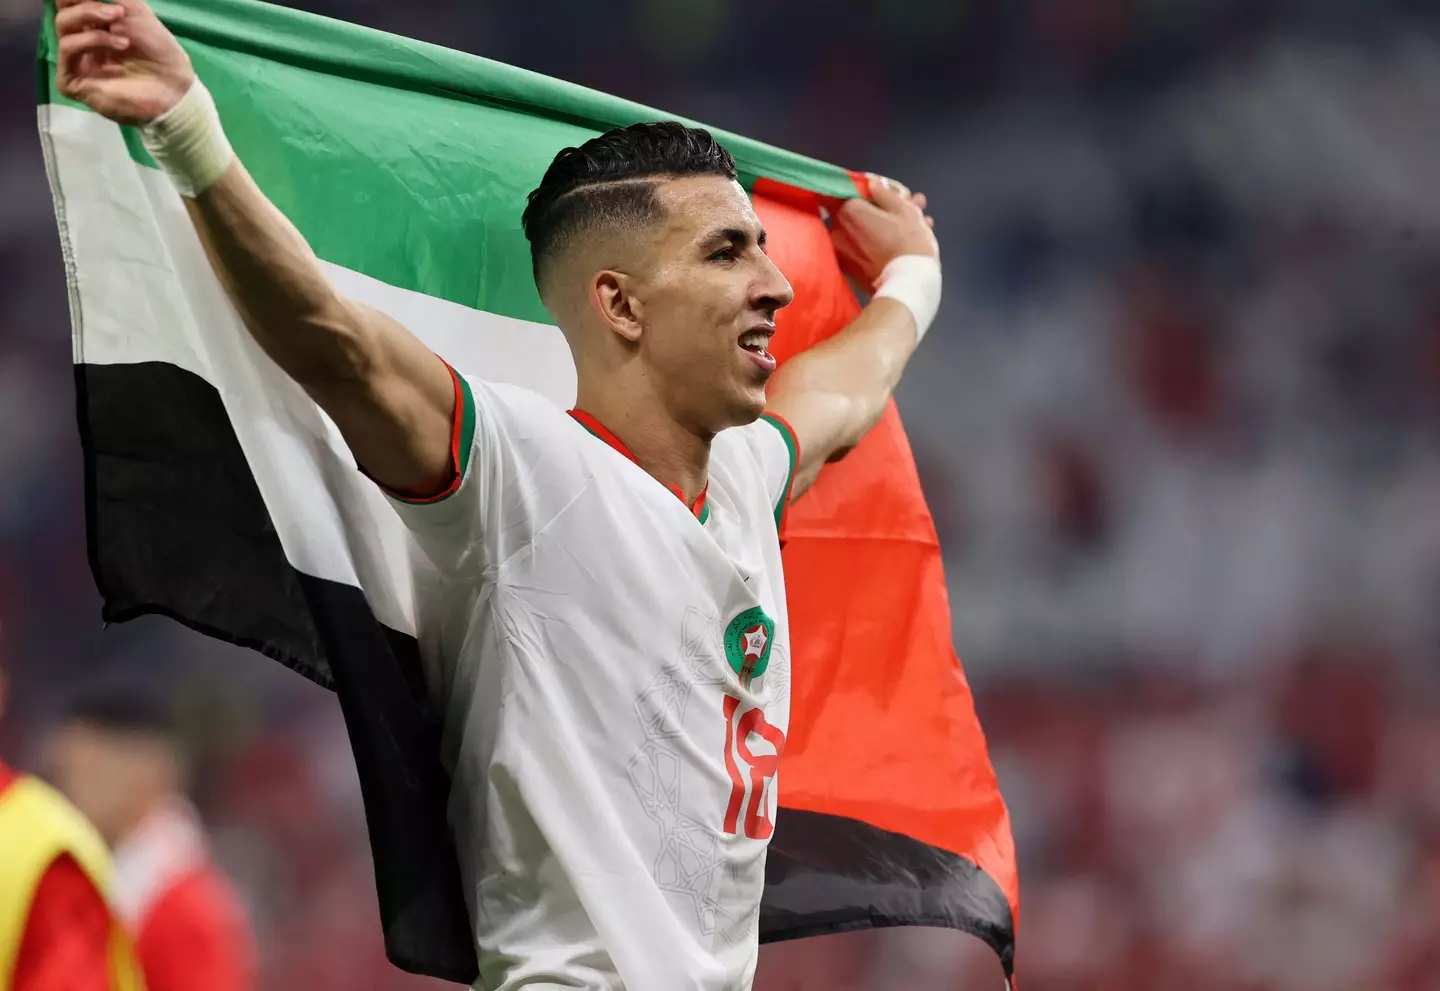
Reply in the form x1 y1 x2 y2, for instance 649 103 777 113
384 370 799 991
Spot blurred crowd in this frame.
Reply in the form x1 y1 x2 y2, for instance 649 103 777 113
5 0 1440 988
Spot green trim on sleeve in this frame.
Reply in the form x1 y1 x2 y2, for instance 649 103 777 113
759 412 800 531
455 371 476 482
385 364 476 505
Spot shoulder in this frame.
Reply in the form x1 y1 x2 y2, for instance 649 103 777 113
30 852 109 924
137 866 254 986
714 416 797 489
461 377 592 458
15 854 112 990
0 776 114 888
716 416 781 462
720 414 797 462
464 377 571 431
467 377 562 413
1 774 112 941
141 865 248 938
713 419 785 498
713 415 800 535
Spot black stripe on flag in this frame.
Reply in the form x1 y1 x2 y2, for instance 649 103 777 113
763 810 1013 975
76 360 1016 982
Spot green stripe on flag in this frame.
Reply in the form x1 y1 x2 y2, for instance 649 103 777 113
38 0 859 325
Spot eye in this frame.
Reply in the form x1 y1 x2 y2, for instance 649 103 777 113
709 246 736 262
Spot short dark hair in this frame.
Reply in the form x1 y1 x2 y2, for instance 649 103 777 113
64 684 175 740
522 121 738 292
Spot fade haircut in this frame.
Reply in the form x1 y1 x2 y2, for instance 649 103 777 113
522 121 738 295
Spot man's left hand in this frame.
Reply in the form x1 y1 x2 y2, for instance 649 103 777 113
830 175 938 290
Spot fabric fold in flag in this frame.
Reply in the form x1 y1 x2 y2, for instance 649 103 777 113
38 0 1017 982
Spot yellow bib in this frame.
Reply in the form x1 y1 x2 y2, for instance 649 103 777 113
0 775 144 991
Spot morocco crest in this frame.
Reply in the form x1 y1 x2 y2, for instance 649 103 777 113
723 607 775 689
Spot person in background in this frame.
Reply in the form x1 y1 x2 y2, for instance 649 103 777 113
45 689 255 991
0 666 143 991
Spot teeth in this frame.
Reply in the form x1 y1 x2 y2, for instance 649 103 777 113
740 331 770 350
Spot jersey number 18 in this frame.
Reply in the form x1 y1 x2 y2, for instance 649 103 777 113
721 695 786 840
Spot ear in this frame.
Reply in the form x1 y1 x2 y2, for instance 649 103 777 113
590 269 645 344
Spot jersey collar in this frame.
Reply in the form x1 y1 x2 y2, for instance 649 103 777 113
568 410 710 523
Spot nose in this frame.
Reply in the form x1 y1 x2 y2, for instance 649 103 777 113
753 252 794 314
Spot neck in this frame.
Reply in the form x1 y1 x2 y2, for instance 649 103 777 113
573 377 711 506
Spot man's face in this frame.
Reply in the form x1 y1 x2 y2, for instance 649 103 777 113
632 176 794 430
44 721 173 846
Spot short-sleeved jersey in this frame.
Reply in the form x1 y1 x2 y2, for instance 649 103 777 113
384 369 800 991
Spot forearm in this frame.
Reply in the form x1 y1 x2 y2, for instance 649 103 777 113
185 162 375 387
776 296 916 441
139 78 382 389
143 82 453 491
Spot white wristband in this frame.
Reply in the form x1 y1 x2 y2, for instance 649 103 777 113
139 79 235 198
873 254 942 343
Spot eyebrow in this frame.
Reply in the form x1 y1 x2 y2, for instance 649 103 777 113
701 226 768 250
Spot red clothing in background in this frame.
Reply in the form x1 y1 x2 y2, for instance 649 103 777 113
0 761 111 991
134 865 253 991
113 801 255 991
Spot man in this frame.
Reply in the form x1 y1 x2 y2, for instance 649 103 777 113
52 0 942 987
0 669 142 991
45 691 254 991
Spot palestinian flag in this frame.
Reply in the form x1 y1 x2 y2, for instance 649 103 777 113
38 0 1017 982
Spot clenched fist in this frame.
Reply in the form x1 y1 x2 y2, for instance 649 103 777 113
54 0 194 127
831 175 940 290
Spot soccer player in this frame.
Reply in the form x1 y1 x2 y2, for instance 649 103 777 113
0 667 143 991
53 1 942 988
45 690 255 991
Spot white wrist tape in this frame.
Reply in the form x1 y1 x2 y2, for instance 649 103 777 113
873 254 942 343
139 79 235 198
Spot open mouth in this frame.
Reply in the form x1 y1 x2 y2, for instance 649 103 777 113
738 327 774 360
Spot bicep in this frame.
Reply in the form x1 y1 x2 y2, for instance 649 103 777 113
762 378 856 501
305 301 458 497
381 378 552 579
185 164 455 495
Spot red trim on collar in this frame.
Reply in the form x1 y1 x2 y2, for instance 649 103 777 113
568 410 709 520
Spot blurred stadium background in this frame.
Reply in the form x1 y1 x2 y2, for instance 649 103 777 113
5 0 1440 988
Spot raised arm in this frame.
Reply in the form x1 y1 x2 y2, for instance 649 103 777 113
763 178 941 499
54 0 454 495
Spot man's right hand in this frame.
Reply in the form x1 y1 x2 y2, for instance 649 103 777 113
55 0 194 127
